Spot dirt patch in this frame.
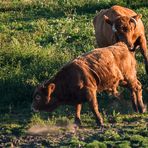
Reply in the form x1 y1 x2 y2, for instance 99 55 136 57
27 123 79 136
27 125 60 136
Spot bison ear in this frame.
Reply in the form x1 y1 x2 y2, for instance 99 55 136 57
133 14 142 21
48 83 55 94
104 15 113 25
47 83 55 100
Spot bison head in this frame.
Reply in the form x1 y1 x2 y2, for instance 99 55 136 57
104 14 142 50
31 82 56 112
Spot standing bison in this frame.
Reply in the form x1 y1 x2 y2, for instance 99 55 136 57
32 42 146 126
93 5 148 74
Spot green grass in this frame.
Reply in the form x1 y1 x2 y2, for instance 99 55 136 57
0 111 147 147
0 0 148 147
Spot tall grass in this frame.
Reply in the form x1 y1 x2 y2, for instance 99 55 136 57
0 0 148 111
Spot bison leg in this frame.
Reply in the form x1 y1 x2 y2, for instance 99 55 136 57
139 35 148 74
86 89 103 126
130 80 146 113
121 81 139 112
74 103 82 126
135 80 147 113
131 90 139 112
90 97 103 126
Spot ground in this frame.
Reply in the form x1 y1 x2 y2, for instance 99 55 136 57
0 0 148 147
0 106 148 147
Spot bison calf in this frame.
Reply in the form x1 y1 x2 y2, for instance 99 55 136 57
32 42 146 126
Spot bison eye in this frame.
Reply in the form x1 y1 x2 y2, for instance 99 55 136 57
35 95 41 101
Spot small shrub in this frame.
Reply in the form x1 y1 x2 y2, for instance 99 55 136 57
29 113 45 126
55 117 71 127
118 141 131 148
86 140 107 148
103 129 120 141
130 134 145 142
68 136 86 147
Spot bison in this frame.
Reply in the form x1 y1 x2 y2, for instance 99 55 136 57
93 5 148 74
32 42 146 126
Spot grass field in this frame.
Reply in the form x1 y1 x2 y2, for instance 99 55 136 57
0 0 148 147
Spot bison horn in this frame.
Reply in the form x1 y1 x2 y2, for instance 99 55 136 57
112 24 117 32
130 17 137 28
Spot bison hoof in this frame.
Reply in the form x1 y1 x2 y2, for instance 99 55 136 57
141 105 147 113
74 117 81 127
138 105 147 113
96 120 104 127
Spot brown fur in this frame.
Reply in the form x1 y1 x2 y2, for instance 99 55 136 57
93 5 148 74
32 42 146 126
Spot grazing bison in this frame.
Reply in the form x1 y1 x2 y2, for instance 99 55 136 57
32 42 146 126
93 5 148 74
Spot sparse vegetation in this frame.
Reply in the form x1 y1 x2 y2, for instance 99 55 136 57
0 0 148 147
